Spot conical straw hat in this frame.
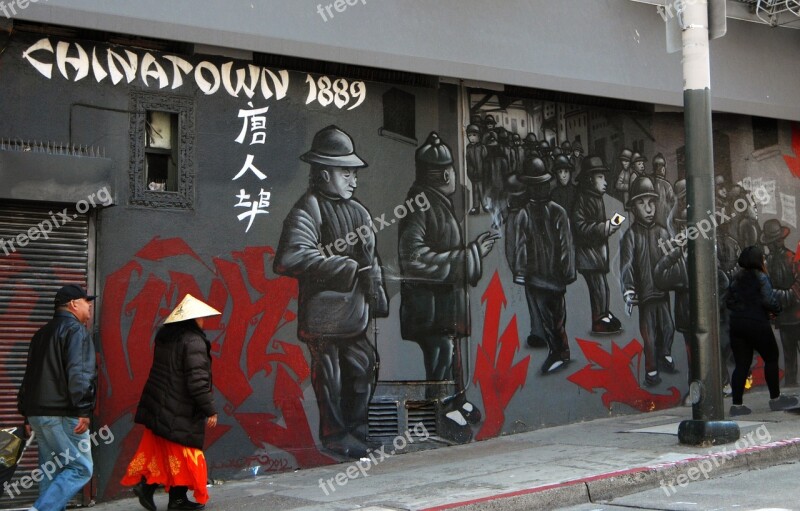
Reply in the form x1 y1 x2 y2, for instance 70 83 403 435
163 294 222 324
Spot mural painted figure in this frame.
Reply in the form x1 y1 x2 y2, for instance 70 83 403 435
550 155 578 215
572 156 623 334
651 153 676 230
465 123 488 215
763 219 800 386
399 132 497 443
274 125 389 459
620 176 676 387
613 148 634 208
510 157 577 374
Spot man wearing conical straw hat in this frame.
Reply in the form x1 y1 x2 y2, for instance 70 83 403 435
121 294 221 511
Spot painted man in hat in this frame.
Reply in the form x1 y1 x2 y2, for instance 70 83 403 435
481 114 497 145
482 130 510 225
656 199 729 401
763 218 800 386
511 157 576 373
550 155 578 215
569 138 584 173
274 125 388 459
18 284 97 511
651 153 676 229
465 123 488 215
399 132 497 443
572 156 623 334
614 148 634 206
620 177 676 386
523 132 539 160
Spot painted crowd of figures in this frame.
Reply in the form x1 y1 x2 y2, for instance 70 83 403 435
273 120 800 459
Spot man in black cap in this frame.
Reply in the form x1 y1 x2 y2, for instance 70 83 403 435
572 156 623 334
399 131 497 443
620 177 676 387
18 284 97 511
274 125 389 458
511 157 576 374
569 138 584 172
465 123 487 215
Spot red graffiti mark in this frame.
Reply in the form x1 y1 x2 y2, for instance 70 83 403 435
473 271 530 440
568 338 681 412
783 123 800 179
748 355 783 388
234 365 334 467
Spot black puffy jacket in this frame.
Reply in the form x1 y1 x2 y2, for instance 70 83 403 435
135 320 216 449
18 311 97 418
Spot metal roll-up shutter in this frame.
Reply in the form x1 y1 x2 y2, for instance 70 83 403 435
0 202 90 508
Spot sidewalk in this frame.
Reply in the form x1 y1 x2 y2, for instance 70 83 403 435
94 389 800 511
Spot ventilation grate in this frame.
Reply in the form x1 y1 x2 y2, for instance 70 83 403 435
368 401 399 437
406 401 436 438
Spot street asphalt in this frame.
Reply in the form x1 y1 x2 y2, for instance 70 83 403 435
87 388 800 511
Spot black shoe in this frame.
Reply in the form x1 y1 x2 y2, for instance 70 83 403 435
460 401 482 424
133 481 157 511
644 372 661 387
438 410 473 444
659 356 679 374
323 433 371 459
526 334 547 348
591 316 621 335
606 313 622 331
541 351 570 375
167 498 204 511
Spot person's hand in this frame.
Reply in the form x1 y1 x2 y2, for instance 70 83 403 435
74 417 90 434
608 220 622 235
476 231 499 258
207 414 218 428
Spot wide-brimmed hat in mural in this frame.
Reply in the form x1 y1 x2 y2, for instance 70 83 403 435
626 176 659 209
619 148 633 162
575 155 609 182
761 219 791 245
466 124 481 135
631 152 647 164
519 157 551 185
164 294 222 324
300 125 368 168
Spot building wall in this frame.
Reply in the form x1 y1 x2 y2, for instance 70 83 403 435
2 26 800 502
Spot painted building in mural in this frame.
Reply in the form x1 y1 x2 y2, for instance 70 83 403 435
1 0 800 505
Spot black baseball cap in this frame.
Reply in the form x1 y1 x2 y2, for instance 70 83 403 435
54 285 96 306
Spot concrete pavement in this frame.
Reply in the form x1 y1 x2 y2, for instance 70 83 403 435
92 389 800 511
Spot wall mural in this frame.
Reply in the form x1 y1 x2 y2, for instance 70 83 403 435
7 34 800 500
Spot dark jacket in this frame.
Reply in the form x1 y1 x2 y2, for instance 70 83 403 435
620 221 671 305
550 183 578 215
766 244 800 326
572 188 611 272
466 142 487 182
655 247 729 333
135 321 216 449
512 199 576 292
274 191 389 341
399 184 482 339
18 311 96 418
726 270 783 323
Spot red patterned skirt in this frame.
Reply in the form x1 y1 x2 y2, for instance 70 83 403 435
120 428 209 504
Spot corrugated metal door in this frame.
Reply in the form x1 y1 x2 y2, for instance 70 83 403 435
0 202 92 508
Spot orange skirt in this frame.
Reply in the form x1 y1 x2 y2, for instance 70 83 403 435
120 428 209 504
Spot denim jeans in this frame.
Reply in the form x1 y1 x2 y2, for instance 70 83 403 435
27 416 93 511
